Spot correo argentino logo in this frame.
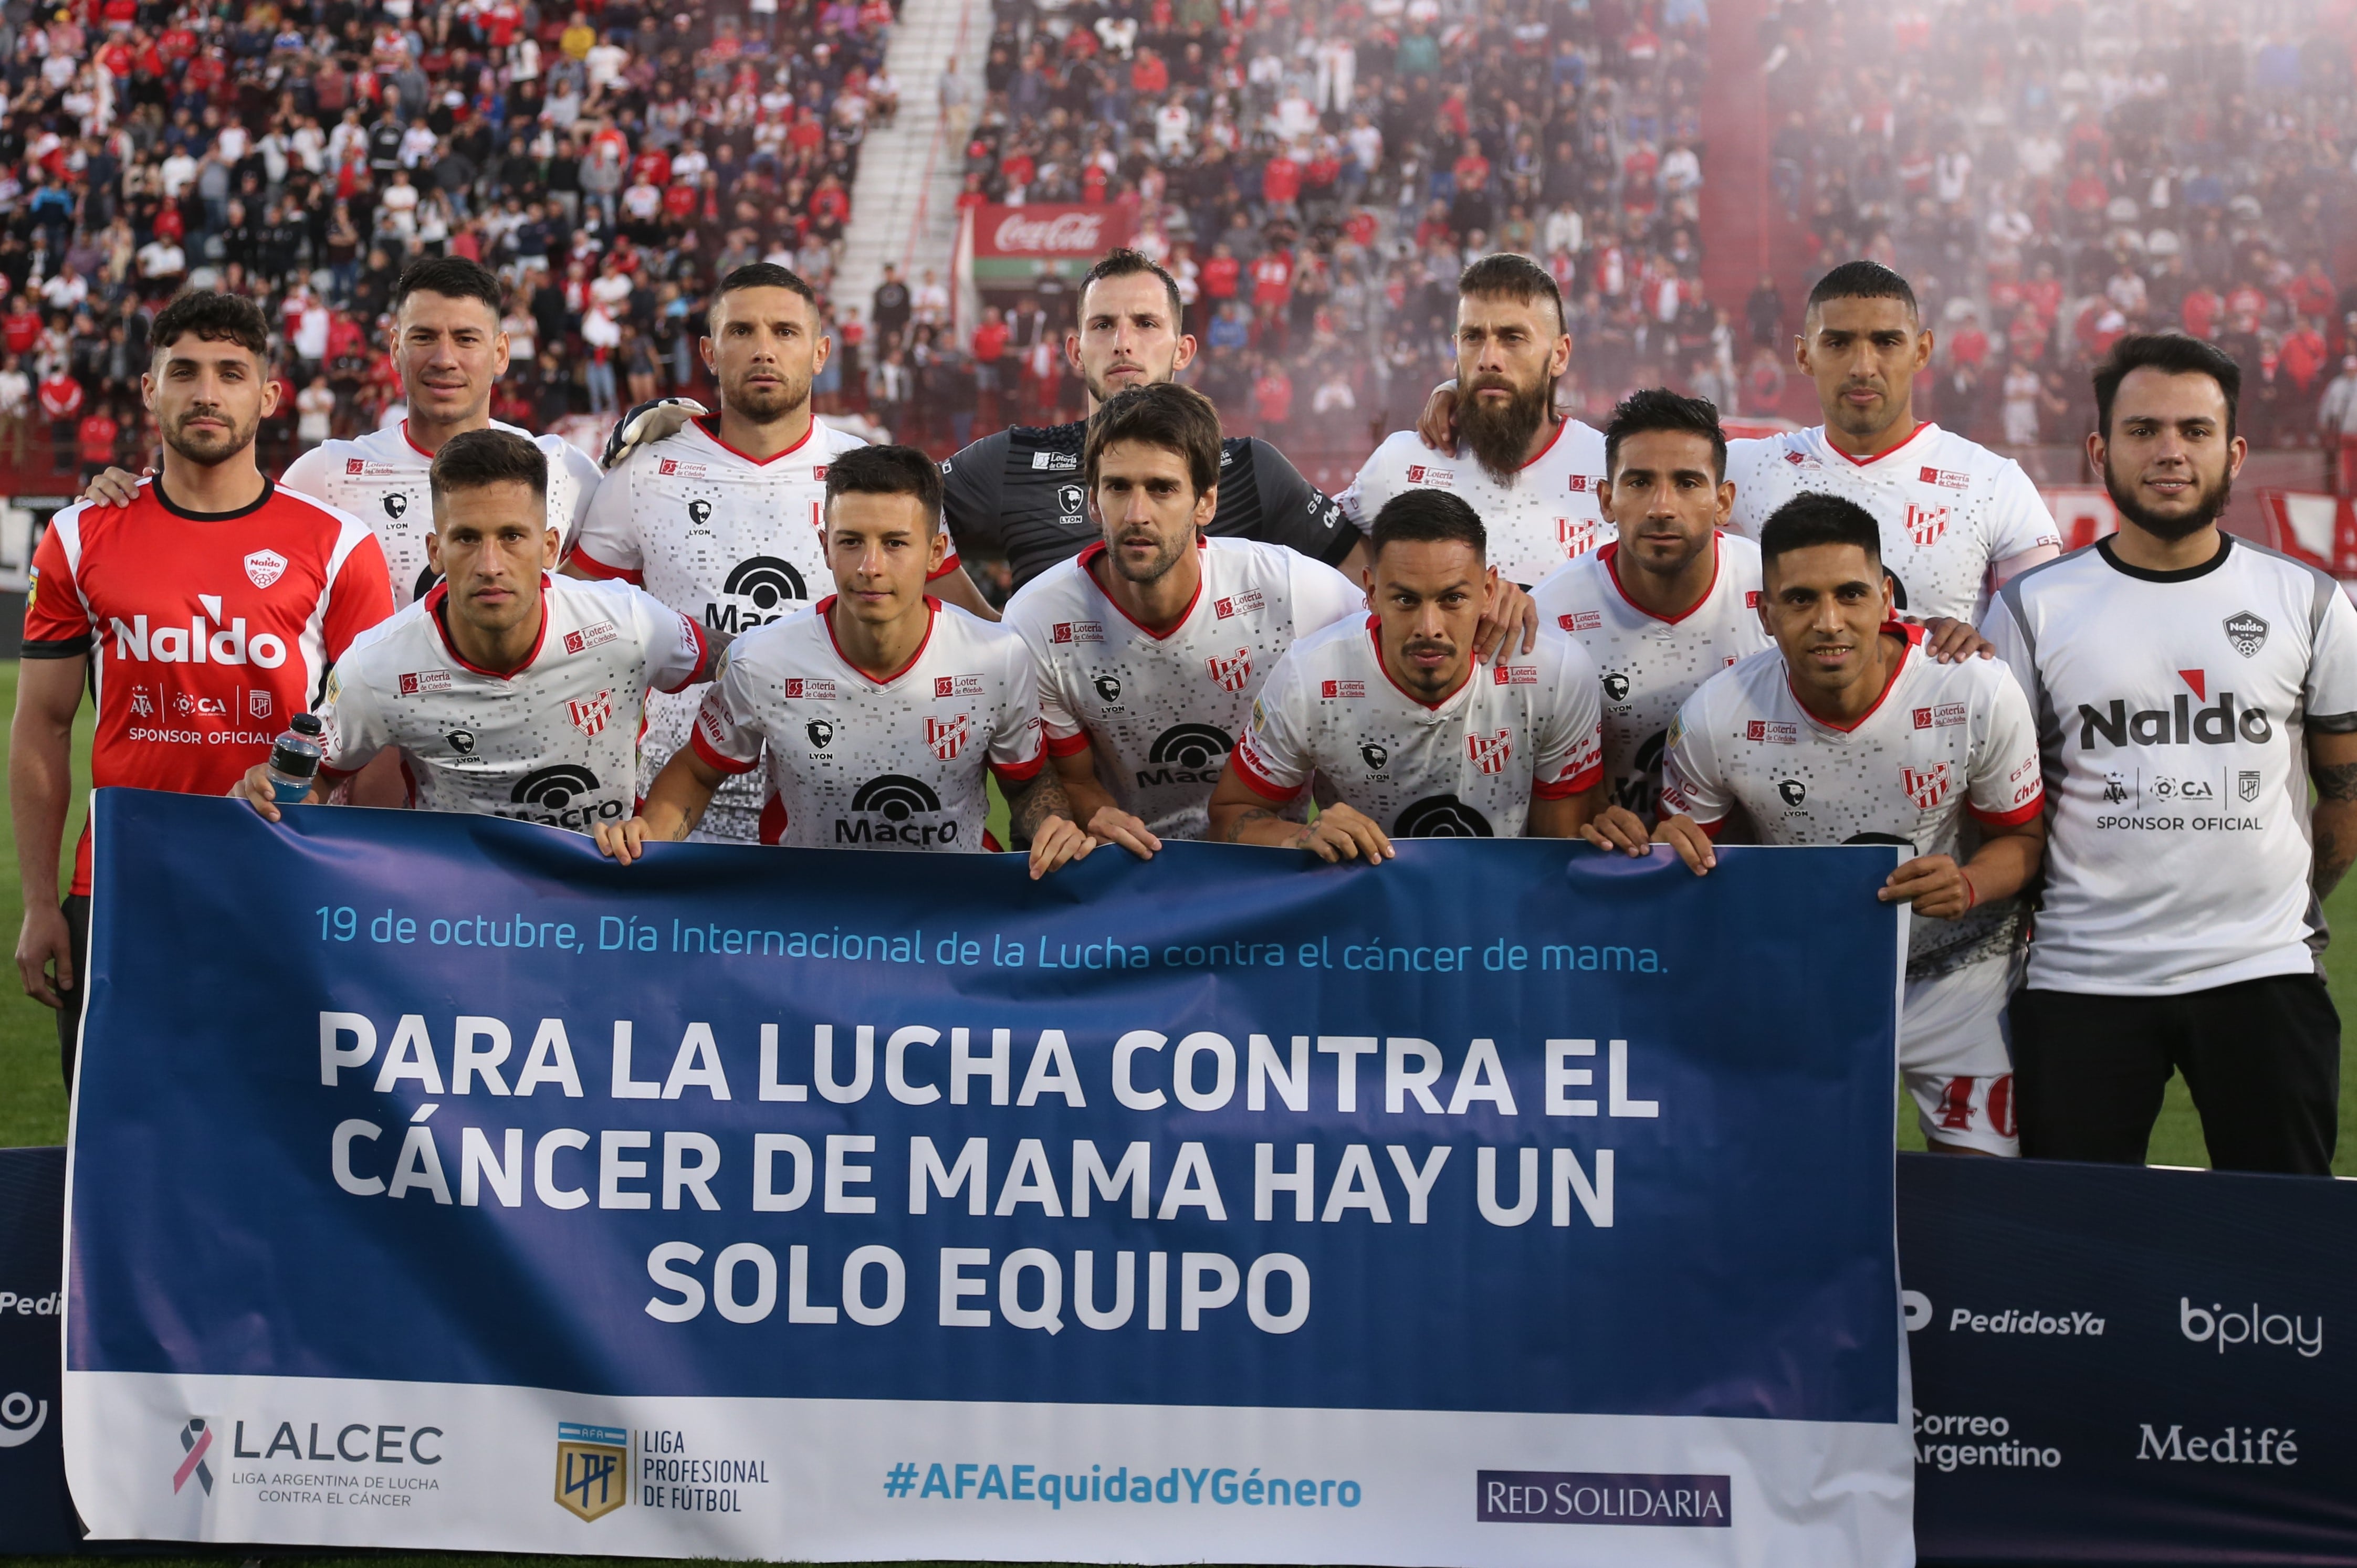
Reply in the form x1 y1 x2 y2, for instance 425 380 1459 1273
174 1417 215 1494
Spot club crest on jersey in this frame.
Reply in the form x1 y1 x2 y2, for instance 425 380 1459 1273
2224 611 2269 657
1213 590 1266 620
243 549 287 589
1906 503 1949 547
569 690 615 739
1466 729 1512 775
783 679 836 699
1555 517 1602 553
1901 763 1953 809
1919 466 1970 491
564 620 620 655
1560 611 1602 632
935 674 985 698
1321 679 1366 699
926 713 971 761
399 670 454 696
1493 662 1538 686
807 719 833 749
1746 720 1798 744
1052 620 1105 644
447 729 475 755
1207 649 1253 693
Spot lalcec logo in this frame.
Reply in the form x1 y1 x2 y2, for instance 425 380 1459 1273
173 1416 215 1495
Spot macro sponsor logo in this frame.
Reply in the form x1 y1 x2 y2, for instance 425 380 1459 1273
2079 671 2272 748
841 775 954 845
705 557 808 631
506 765 623 828
0 1389 47 1448
2181 1297 2322 1357
1394 795 1494 837
556 1423 628 1521
111 596 288 668
1137 723 1232 787
1476 1470 1729 1528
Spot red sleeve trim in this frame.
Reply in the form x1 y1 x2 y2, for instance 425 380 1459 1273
988 749 1047 786
1692 815 1726 839
1044 727 1092 758
570 547 642 584
1534 759 1603 800
688 725 759 775
1970 790 2045 828
1228 743 1304 803
659 616 710 694
316 762 357 784
928 552 964 580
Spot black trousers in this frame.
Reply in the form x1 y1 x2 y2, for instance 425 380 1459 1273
2010 974 2341 1175
54 893 89 1089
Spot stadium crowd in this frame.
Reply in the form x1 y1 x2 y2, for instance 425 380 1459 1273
1761 0 2357 454
0 0 895 483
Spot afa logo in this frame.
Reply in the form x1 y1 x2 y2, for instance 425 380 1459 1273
554 1422 628 1522
927 713 971 761
1206 648 1253 693
1394 794 1494 837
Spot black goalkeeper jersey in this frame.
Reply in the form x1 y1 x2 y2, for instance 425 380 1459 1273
939 423 1361 589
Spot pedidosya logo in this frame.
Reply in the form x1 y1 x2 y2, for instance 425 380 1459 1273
507 765 623 829
555 1422 628 1521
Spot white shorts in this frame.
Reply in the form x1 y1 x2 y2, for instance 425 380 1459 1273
1900 954 2019 1156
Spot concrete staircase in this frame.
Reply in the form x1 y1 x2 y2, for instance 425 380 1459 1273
833 0 986 343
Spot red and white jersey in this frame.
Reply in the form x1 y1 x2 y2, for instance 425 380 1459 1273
1724 423 2060 624
279 418 601 607
571 414 872 840
1336 418 1611 587
1984 536 2357 995
1531 533 1771 823
1661 623 2045 974
1232 617 1605 838
689 598 1046 851
1001 536 1364 840
316 575 707 833
23 477 393 894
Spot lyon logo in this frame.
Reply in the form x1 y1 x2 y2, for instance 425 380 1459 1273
927 713 970 761
568 690 615 739
1902 763 1953 809
1206 649 1252 693
1467 729 1512 775
243 549 287 589
1906 503 1949 547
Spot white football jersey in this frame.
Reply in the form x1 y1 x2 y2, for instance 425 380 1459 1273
572 414 871 841
317 574 707 832
1233 617 1605 838
1531 533 1772 822
689 598 1047 851
1336 418 1611 587
1724 423 2060 623
1661 624 2045 975
1983 535 2357 995
1002 536 1365 840
280 418 601 607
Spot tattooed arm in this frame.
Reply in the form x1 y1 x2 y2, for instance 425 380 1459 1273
1008 767 1097 880
1208 766 1395 864
2308 728 2357 897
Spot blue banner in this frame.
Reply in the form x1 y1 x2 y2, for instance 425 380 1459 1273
64 789 1911 1564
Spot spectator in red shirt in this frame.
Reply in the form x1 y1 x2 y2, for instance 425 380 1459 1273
76 406 119 480
1200 242 1241 301
1251 359 1293 432
3 299 39 357
2288 259 2337 322
38 371 83 472
2183 286 2224 339
1262 150 1302 214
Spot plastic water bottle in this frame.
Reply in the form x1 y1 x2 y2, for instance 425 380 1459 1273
266 714 326 805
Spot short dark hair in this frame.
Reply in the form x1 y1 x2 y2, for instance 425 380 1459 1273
1758 491 1882 569
824 444 943 533
1084 382 1221 496
150 290 269 361
393 256 505 319
1370 488 1485 560
1458 252 1565 332
2093 332 2242 444
716 261 821 313
429 428 548 512
1604 387 1727 481
1805 260 1918 323
1078 248 1184 333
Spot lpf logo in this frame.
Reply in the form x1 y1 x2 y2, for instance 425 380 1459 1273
554 1422 628 1521
927 713 970 761
2182 1298 2323 1357
1467 729 1513 775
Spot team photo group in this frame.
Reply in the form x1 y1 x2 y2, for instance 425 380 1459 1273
18 244 2350 1178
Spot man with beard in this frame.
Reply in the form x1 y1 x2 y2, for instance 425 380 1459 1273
1984 334 2357 1174
15 290 394 1081
935 250 1357 602
1002 382 1364 853
564 263 878 843
1342 252 1612 589
78 257 602 608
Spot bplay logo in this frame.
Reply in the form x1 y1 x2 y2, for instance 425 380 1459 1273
2181 1297 2322 1357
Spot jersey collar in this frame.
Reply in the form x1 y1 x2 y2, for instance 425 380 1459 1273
693 412 818 467
820 593 939 686
426 573 552 678
1823 420 1934 470
1077 536 1207 640
1787 619 1920 733
151 476 276 521
400 419 435 459
1601 533 1722 625
1367 616 1474 712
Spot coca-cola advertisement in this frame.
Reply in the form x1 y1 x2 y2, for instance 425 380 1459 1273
968 203 1133 289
